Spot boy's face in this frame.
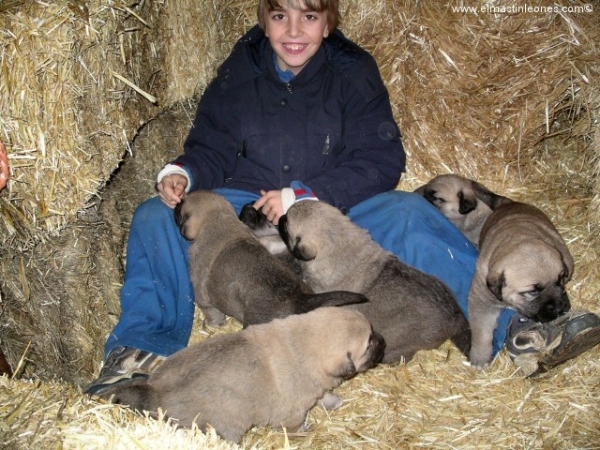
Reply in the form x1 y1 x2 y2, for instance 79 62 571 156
264 2 329 76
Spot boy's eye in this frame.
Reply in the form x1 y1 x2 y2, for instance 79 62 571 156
305 14 317 20
271 13 285 20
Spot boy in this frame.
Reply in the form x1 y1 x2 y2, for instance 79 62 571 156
86 0 600 394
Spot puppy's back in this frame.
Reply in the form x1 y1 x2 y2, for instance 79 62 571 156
354 255 471 361
481 201 565 247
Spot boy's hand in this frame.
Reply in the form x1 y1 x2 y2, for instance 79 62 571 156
157 173 188 208
254 190 284 225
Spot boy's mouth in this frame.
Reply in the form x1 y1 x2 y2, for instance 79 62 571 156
283 43 308 54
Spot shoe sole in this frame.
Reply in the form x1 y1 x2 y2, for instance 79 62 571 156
540 326 600 367
84 372 149 396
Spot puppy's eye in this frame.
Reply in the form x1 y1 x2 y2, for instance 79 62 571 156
521 286 542 300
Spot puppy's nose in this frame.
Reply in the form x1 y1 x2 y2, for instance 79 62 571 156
542 292 571 321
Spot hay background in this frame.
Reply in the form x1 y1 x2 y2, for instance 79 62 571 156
0 0 599 448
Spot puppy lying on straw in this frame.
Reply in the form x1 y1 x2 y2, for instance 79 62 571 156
108 307 386 443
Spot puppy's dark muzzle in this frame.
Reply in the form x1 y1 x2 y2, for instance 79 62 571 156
535 290 571 323
238 202 264 230
365 331 386 369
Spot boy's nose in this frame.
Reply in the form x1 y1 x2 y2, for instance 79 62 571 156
287 18 302 37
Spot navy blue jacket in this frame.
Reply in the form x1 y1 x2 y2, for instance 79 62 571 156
177 25 405 211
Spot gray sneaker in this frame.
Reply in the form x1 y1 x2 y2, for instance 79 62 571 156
506 310 600 377
84 346 165 395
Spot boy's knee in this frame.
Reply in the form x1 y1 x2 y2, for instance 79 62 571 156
376 190 440 219
133 196 175 225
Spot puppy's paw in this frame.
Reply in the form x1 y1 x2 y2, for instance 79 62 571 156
467 359 491 370
318 392 344 411
469 348 493 370
296 422 310 433
201 314 226 329
260 235 288 255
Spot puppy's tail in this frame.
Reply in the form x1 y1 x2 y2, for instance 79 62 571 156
296 291 369 314
107 381 160 415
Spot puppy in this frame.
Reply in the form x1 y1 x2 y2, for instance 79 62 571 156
468 200 574 368
174 190 367 328
108 307 386 443
278 200 471 364
415 174 510 247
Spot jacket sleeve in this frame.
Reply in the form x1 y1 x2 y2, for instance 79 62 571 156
304 51 405 212
170 79 240 191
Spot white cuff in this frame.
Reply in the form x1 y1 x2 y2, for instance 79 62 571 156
281 187 296 214
156 164 192 193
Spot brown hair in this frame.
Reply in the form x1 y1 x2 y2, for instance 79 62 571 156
257 0 340 32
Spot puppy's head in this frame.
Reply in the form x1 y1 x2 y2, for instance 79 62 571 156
415 174 482 219
415 174 510 219
302 307 385 380
486 241 572 322
238 202 279 237
174 190 233 240
279 201 361 262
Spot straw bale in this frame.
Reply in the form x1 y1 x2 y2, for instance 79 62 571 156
341 1 600 187
0 101 198 384
0 0 240 250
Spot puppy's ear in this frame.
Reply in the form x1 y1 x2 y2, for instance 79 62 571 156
458 191 477 215
420 187 437 205
471 181 511 210
174 199 185 227
292 237 316 261
413 184 426 195
558 261 572 286
561 255 574 282
486 271 506 301
277 215 317 260
174 200 193 239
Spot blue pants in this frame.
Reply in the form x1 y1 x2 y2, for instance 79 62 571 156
105 189 514 358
